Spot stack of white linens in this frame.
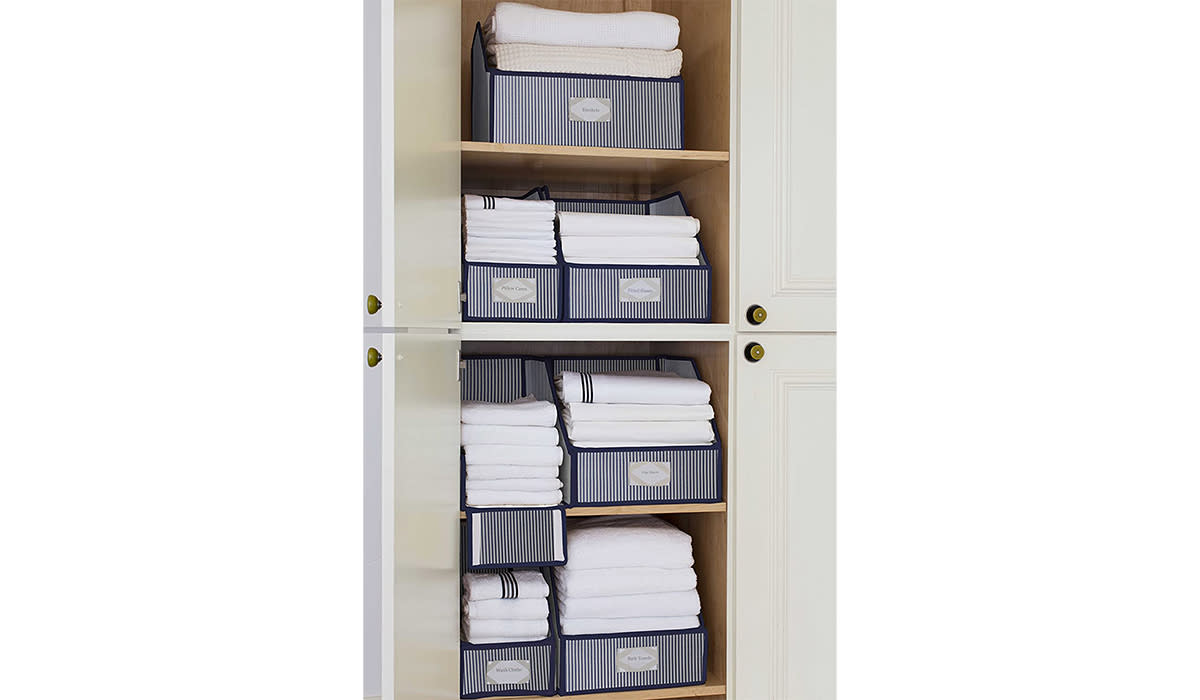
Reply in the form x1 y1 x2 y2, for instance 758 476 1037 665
555 516 701 635
463 569 551 644
461 395 564 506
463 194 557 265
558 211 702 266
555 370 715 447
484 2 683 79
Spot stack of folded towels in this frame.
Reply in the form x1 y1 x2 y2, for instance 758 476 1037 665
463 194 557 265
557 210 702 266
555 370 715 447
484 2 683 79
463 569 551 644
461 395 565 506
555 516 701 635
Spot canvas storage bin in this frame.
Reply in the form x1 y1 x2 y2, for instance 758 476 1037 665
461 569 557 698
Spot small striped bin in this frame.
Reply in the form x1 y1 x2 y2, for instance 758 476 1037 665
461 570 557 698
470 24 684 150
547 356 724 506
554 192 713 322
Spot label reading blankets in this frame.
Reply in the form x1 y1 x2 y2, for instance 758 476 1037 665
616 646 659 673
491 277 537 303
619 277 662 302
569 97 612 122
485 659 531 685
629 461 671 487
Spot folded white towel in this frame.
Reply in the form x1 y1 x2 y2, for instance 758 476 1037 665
465 207 555 221
464 193 556 212
463 617 549 644
461 396 558 427
464 596 550 621
466 464 561 480
487 43 682 78
565 420 713 445
464 478 564 492
466 239 558 256
563 516 693 570
558 615 699 636
566 257 701 266
563 402 713 423
466 489 563 507
557 589 701 619
464 444 564 467
560 236 699 260
462 227 555 240
485 2 680 51
557 371 711 406
557 211 699 237
463 569 551 601
462 424 560 446
465 252 558 265
554 566 697 598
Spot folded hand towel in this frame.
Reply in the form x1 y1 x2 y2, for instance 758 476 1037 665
487 43 682 78
565 257 701 266
485 2 680 51
462 424 560 446
554 566 698 598
557 371 711 406
560 236 699 260
557 589 701 619
558 615 699 636
563 402 713 423
463 617 549 644
466 464 561 480
463 569 551 601
563 516 693 570
461 396 558 427
557 211 699 237
464 193 556 212
465 252 557 265
465 478 564 492
464 596 550 621
565 420 713 445
464 444 564 467
466 489 563 507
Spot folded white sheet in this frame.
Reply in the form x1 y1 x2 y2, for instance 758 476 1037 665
461 424 560 446
466 489 563 507
565 257 701 266
563 516 693 570
557 589 701 619
557 371 711 406
463 569 551 601
565 420 713 445
558 615 699 636
485 2 680 51
554 566 697 598
464 193 556 212
466 239 558 257
464 478 564 492
557 211 699 237
464 444 564 466
465 211 555 227
487 43 682 78
463 617 550 644
561 236 699 260
465 252 557 265
563 402 713 423
466 464 561 480
464 596 550 620
461 396 558 427
463 227 555 240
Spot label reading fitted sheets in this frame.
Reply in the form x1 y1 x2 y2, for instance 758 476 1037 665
619 277 663 302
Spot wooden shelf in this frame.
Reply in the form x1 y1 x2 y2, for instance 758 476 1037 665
473 680 727 700
461 141 729 192
461 322 733 342
460 502 726 519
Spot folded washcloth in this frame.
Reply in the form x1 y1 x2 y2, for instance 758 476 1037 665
461 396 558 427
463 617 550 644
485 2 680 50
464 596 550 620
465 252 557 265
557 211 699 237
487 43 682 78
557 371 711 406
557 589 701 619
565 420 714 445
466 464 561 480
466 489 563 507
561 236 699 261
464 478 564 492
464 444 564 467
462 424 560 446
464 193 556 212
558 615 699 636
563 516 693 570
554 566 697 598
563 402 713 423
463 569 551 601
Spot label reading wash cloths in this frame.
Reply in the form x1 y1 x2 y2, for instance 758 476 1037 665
485 659 531 685
491 277 537 303
619 277 663 302
616 646 660 673
569 97 613 122
629 461 671 487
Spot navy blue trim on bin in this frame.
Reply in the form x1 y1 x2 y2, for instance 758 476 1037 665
461 569 557 698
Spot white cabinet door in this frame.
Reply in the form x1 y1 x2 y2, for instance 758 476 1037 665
365 0 462 328
737 0 836 332
733 334 835 699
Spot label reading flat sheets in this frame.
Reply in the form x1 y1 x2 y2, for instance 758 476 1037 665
619 277 663 302
616 646 659 673
491 277 537 303
629 461 671 487
569 97 612 122
485 659 532 685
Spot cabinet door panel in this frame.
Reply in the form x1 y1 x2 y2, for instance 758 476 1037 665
734 334 835 699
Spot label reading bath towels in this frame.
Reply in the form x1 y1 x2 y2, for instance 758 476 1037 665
619 277 663 303
616 646 660 673
485 659 531 685
629 461 671 487
491 277 537 303
569 97 612 122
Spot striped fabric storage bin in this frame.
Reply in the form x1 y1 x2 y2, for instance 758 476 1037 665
470 24 684 150
462 186 562 322
554 192 712 322
461 570 556 699
547 356 723 506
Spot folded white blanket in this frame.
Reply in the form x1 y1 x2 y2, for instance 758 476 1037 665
463 617 549 644
465 252 557 265
485 2 680 51
561 236 699 260
464 193 555 212
464 596 550 620
557 589 701 619
462 424 560 446
464 478 564 492
557 371 711 406
463 569 550 601
563 402 713 423
464 444 564 466
563 516 693 570
557 211 699 237
466 489 563 507
558 615 699 636
565 256 701 266
461 396 558 427
554 566 697 598
565 420 713 445
487 43 682 78
466 464 561 480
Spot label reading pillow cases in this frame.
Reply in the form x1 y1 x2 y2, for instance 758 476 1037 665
619 277 662 302
486 659 532 685
569 97 612 122
492 277 537 303
616 646 660 673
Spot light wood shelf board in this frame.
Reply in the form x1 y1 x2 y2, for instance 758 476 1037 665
461 322 734 342
472 680 726 700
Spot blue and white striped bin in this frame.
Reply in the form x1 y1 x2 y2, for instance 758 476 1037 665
461 569 557 699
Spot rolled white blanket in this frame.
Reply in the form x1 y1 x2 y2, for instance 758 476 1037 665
466 464 561 480
563 402 713 423
464 444 564 467
565 420 713 445
557 589 701 619
463 617 550 644
561 236 699 261
557 371 711 406
554 566 697 598
485 2 680 51
563 516 693 570
461 424 560 446
464 478 564 492
558 615 699 636
557 211 699 237
461 396 557 427
464 193 555 212
463 596 550 620
466 489 563 507
565 257 701 266
487 43 683 79
463 569 550 601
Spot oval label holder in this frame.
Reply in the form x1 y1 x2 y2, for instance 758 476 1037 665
485 659 532 685
616 646 659 673
629 461 671 487
569 97 613 122
491 277 537 303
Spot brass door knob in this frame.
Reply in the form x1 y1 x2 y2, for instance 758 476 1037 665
367 347 382 367
746 304 767 325
744 342 765 363
366 294 382 315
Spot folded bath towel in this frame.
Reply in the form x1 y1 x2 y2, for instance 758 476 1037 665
563 516 693 570
461 423 560 446
466 464 562 480
463 617 550 644
466 489 563 507
557 589 701 619
565 257 701 266
463 569 551 601
487 43 683 78
554 566 698 598
558 615 699 636
464 193 556 213
557 371 711 406
563 402 713 423
485 2 680 51
464 478 564 492
560 236 699 261
565 420 714 445
557 211 700 237
464 596 550 621
464 444 564 467
461 396 558 427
